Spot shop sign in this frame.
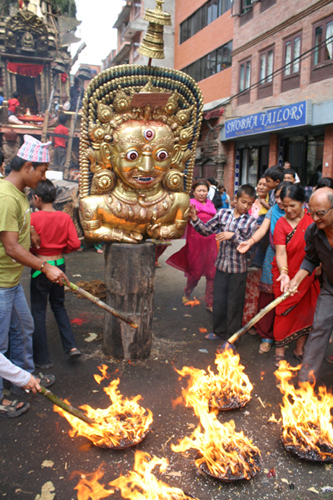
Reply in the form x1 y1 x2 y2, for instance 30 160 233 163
225 101 311 139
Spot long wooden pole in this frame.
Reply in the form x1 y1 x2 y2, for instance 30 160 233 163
69 282 138 329
227 289 293 345
40 386 95 425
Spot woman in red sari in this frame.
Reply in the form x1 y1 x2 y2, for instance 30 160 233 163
166 180 217 311
272 184 320 367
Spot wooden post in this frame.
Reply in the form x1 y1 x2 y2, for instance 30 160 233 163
103 242 156 359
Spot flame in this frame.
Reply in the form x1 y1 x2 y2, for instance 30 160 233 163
199 327 207 333
184 297 200 307
275 361 333 461
74 452 199 500
94 364 111 385
171 394 260 480
54 370 153 449
175 349 253 410
73 464 114 499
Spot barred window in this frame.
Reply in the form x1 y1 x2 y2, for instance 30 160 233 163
181 40 232 82
179 0 231 45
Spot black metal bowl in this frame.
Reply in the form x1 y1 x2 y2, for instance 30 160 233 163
281 435 333 463
94 428 150 449
197 453 261 482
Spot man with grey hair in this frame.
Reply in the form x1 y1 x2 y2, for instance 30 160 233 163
287 187 333 382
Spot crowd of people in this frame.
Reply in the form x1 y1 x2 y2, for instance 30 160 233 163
167 163 333 379
0 135 80 419
0 134 332 420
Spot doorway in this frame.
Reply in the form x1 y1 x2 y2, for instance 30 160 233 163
16 74 39 114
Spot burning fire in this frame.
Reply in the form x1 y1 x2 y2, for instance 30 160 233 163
74 452 199 500
54 365 153 449
274 361 333 462
184 297 200 308
171 395 260 481
174 349 253 410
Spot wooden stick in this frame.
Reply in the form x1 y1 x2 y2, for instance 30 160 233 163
69 282 138 329
40 386 95 425
227 289 293 345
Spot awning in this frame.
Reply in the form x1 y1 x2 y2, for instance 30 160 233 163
203 108 224 120
7 62 43 78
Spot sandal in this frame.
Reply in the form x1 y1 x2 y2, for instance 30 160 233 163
217 342 236 354
259 341 272 354
273 355 286 368
182 296 191 305
69 348 81 359
0 395 30 419
205 332 219 340
37 373 55 388
11 373 55 395
293 351 303 362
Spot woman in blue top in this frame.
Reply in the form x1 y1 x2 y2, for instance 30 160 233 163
237 182 292 354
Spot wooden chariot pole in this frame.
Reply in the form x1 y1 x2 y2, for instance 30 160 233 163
103 242 156 359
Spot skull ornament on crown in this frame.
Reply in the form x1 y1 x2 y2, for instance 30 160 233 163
79 66 203 244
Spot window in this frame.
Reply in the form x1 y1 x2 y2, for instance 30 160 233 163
181 40 232 82
134 1 141 18
242 0 252 14
259 47 274 84
238 59 251 104
179 0 231 44
282 33 301 92
311 15 333 83
313 17 333 66
240 0 253 25
239 59 251 92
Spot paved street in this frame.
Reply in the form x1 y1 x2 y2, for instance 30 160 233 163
1 241 333 500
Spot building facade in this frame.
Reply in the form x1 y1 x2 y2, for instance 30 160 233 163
102 0 175 70
223 0 333 194
174 0 234 185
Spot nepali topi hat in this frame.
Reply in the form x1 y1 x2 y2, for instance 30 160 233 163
17 135 52 163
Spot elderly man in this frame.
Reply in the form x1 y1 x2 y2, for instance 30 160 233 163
288 187 333 383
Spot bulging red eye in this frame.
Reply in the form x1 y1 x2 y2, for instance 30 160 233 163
126 150 139 161
156 150 169 161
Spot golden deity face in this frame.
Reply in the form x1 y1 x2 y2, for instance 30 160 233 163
111 120 174 191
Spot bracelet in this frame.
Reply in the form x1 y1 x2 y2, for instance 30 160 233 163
250 237 256 245
39 261 47 273
279 266 289 275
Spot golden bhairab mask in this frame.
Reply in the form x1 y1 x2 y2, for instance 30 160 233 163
79 65 203 244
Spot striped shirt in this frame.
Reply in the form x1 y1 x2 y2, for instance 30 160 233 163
191 208 257 273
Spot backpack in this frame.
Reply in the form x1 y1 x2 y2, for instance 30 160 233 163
211 186 222 210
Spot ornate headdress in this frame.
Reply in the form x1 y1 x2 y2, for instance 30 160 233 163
79 65 203 198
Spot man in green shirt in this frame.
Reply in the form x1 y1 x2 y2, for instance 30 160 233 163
0 135 69 417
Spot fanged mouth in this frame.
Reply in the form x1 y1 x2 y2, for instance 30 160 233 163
133 176 155 183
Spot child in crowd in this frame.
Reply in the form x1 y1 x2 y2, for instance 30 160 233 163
283 168 296 183
8 91 23 124
188 184 257 345
264 165 284 206
30 179 81 369
53 114 68 169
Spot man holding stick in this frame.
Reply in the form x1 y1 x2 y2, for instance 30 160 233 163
0 135 69 417
286 187 333 382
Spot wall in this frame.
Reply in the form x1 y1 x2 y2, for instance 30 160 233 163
174 0 233 105
231 0 333 116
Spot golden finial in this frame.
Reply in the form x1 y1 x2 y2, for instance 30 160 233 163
138 0 172 60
